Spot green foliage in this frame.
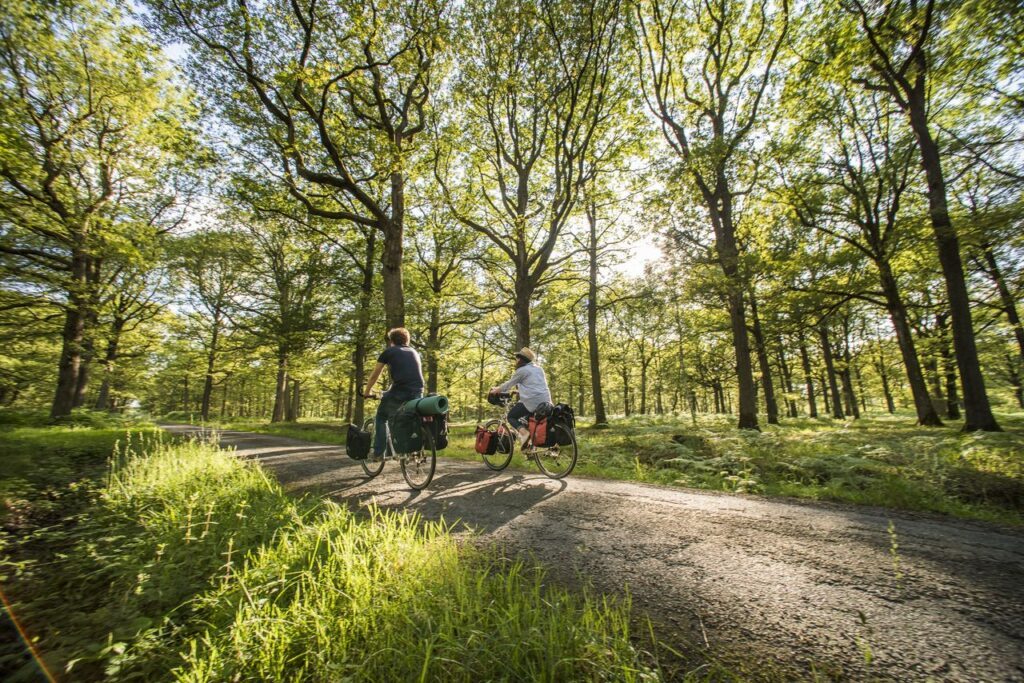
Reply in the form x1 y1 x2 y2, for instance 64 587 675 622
1 425 660 681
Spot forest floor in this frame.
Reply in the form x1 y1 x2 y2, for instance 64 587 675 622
164 424 1024 682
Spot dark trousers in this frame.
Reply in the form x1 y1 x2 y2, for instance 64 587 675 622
374 389 421 455
508 401 531 429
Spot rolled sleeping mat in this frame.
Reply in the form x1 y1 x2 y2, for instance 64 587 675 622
403 394 449 416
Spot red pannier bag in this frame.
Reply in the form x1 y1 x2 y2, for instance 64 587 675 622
528 416 549 447
475 425 498 454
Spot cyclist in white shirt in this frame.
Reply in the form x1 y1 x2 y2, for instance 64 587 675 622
489 347 551 446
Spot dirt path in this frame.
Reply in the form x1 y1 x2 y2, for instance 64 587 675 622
163 425 1024 682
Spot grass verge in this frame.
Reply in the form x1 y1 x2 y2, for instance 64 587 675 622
1 422 661 681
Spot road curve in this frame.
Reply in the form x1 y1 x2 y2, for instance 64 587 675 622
163 425 1024 682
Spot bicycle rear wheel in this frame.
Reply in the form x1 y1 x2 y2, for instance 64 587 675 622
360 417 385 478
401 424 436 490
534 424 577 479
481 419 514 471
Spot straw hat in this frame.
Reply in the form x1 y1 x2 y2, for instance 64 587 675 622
514 347 537 362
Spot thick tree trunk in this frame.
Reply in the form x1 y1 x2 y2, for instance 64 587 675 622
513 282 532 350
818 323 844 419
713 204 758 429
52 299 87 419
798 334 818 418
878 265 942 425
381 172 406 329
907 97 998 431
587 206 608 425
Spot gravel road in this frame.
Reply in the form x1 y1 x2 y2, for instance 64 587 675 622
163 425 1024 682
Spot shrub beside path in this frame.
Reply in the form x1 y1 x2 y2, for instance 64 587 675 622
164 425 1024 682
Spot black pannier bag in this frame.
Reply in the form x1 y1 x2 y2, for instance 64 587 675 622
423 413 449 450
552 404 575 445
346 424 371 460
391 409 423 453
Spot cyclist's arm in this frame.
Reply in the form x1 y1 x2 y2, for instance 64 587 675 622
364 362 385 396
493 368 525 395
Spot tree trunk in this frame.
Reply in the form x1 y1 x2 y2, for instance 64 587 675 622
286 378 300 422
477 345 486 422
1007 354 1024 408
220 379 229 419
874 349 896 414
840 365 860 419
639 356 649 415
586 202 608 424
513 281 532 350
272 350 288 423
381 172 406 329
426 303 440 394
776 337 798 418
353 230 376 425
819 323 844 419
982 243 1024 360
201 317 220 421
878 266 942 425
73 327 95 409
906 95 998 431
94 316 125 411
621 366 630 417
749 293 779 424
820 373 830 415
51 275 89 419
936 312 961 420
799 334 818 418
345 370 355 423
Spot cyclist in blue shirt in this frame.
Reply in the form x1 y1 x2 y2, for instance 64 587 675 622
363 327 424 457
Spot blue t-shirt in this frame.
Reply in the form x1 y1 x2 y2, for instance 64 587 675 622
378 345 424 394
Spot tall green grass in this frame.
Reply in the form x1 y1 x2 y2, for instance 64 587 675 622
1 426 660 681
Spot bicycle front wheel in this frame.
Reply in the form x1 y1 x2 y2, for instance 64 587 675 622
534 424 577 479
401 424 436 490
481 419 514 471
360 417 385 478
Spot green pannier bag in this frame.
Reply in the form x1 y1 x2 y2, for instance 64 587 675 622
391 409 423 453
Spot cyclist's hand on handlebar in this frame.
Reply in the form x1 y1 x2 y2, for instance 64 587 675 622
363 391 380 400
